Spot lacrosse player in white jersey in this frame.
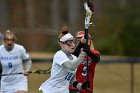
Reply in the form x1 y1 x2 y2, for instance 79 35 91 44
39 26 89 93
0 30 32 93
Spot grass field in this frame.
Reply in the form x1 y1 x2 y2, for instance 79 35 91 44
94 63 140 93
28 62 140 93
28 62 52 93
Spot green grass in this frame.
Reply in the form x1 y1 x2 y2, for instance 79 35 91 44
94 63 140 93
28 62 140 93
28 62 52 93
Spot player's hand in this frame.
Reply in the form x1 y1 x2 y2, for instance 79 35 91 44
24 70 30 76
81 80 90 89
80 37 86 44
83 48 90 55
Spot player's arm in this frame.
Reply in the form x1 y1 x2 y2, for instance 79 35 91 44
72 41 83 57
21 46 32 75
82 44 100 63
23 58 32 76
86 50 100 63
70 74 82 90
23 58 32 71
64 51 86 70
70 77 90 90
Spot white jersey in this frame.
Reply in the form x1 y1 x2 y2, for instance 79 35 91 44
0 44 30 92
39 50 77 93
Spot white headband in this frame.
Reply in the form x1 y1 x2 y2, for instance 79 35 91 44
60 33 74 42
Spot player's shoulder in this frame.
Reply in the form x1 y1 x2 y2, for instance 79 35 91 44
0 45 4 50
91 49 100 54
54 50 64 56
0 45 2 51
54 50 68 59
0 45 3 48
14 44 25 50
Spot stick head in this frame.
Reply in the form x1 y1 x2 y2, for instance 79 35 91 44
87 1 94 12
84 2 93 29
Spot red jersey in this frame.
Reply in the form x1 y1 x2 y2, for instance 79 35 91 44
69 50 99 93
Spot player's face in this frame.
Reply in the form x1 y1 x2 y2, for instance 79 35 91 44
76 35 91 46
63 40 76 53
4 35 15 47
76 36 84 43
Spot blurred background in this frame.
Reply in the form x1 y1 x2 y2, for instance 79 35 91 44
0 0 140 93
0 0 139 55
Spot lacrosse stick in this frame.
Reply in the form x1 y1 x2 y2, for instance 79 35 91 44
83 0 94 88
0 66 51 76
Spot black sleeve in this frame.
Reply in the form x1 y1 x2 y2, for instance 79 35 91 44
72 42 83 57
88 51 100 63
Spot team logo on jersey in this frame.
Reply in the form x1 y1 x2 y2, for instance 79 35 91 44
0 56 18 61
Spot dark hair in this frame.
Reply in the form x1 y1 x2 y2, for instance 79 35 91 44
58 26 69 40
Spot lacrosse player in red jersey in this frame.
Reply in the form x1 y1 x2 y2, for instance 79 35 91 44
0 30 32 93
69 31 100 93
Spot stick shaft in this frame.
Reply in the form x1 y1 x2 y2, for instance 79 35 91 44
0 68 51 76
0 72 23 76
85 28 89 80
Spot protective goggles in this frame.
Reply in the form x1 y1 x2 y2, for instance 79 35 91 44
64 39 76 46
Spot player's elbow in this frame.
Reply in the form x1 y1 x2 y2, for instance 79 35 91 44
91 54 100 63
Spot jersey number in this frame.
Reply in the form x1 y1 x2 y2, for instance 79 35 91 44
65 72 73 82
82 66 87 76
8 62 13 68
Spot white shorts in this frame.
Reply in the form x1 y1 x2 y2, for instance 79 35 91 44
15 81 28 91
1 81 28 93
